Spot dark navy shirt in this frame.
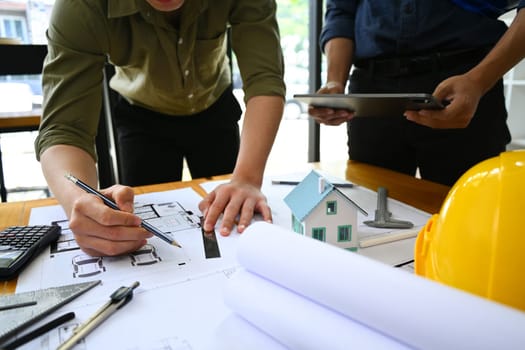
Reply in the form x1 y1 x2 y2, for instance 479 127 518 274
452 0 521 18
320 0 525 61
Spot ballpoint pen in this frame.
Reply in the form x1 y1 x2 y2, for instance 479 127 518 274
57 282 140 350
65 173 181 248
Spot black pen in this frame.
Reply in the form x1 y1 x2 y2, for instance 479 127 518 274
65 173 181 248
271 179 354 188
1 312 75 350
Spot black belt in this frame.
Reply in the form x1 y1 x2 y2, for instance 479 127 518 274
354 47 490 77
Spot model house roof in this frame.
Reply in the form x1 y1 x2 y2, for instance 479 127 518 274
284 170 367 222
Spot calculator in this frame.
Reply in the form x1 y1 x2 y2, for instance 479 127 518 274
0 225 61 280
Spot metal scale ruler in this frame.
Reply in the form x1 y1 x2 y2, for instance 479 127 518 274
0 280 101 344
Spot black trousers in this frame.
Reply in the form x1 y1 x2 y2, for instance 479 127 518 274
348 50 511 186
112 87 242 186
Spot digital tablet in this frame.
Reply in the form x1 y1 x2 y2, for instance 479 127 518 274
293 93 446 117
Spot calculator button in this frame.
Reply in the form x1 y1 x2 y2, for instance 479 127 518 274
0 225 61 280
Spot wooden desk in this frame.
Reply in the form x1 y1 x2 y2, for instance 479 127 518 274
0 109 41 132
0 161 451 294
345 160 450 214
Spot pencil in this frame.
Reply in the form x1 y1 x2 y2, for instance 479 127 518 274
1 312 75 350
271 180 354 188
0 300 36 312
65 173 181 248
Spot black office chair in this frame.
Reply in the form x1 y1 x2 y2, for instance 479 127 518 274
0 44 119 200
0 44 49 202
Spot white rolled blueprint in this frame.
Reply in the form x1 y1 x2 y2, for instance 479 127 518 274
224 222 525 350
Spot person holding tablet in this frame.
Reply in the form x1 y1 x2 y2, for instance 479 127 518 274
310 1 525 186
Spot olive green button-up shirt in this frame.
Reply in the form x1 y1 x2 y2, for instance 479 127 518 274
36 0 285 161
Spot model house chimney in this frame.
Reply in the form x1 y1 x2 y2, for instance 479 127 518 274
318 177 326 193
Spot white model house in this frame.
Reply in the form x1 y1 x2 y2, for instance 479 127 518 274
284 170 367 251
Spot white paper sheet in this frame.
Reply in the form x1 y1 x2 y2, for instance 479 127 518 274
199 176 428 265
227 222 525 350
16 270 239 350
213 314 288 350
264 172 433 248
18 188 239 294
224 270 410 350
11 188 247 350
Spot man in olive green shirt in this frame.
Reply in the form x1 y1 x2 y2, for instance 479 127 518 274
36 0 285 256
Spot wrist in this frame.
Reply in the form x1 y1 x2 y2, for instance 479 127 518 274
464 69 496 96
230 169 263 188
323 81 345 89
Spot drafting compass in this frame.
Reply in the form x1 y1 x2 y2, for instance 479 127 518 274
57 281 140 350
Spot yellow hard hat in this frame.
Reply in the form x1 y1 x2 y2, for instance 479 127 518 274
415 150 525 311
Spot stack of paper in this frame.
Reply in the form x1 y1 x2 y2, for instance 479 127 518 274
224 222 525 349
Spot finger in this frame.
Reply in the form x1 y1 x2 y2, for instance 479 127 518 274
235 198 257 233
102 185 135 213
308 106 335 118
70 209 150 254
308 107 352 121
404 109 437 121
198 190 216 215
405 108 469 129
404 110 445 128
432 82 454 101
255 198 273 224
69 197 151 257
313 115 350 126
70 211 152 242
76 233 148 257
77 196 142 227
202 191 229 233
219 198 244 236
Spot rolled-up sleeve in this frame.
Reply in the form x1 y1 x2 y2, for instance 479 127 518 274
230 0 285 102
35 0 108 161
319 0 358 52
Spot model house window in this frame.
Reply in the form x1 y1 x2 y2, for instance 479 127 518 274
337 225 352 242
292 215 303 234
312 227 325 241
326 201 337 215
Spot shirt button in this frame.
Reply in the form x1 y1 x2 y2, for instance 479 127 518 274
184 70 190 76
188 93 194 99
178 38 183 44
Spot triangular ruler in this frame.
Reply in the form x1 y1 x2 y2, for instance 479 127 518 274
0 280 101 343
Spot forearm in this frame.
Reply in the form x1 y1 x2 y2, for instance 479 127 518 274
466 9 525 94
324 37 354 87
40 145 98 218
232 95 284 187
